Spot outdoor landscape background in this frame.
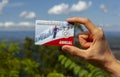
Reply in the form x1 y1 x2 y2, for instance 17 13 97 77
0 0 120 77
0 0 120 58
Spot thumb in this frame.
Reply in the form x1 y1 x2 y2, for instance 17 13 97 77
62 45 86 58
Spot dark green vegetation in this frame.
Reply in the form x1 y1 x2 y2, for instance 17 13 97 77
0 37 111 77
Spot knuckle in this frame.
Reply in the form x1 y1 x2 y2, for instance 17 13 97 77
93 27 104 39
84 18 91 24
97 27 104 38
97 27 103 31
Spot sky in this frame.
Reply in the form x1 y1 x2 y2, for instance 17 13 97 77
0 0 120 31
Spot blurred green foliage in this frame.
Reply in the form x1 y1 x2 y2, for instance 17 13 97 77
0 37 111 77
58 55 110 77
47 72 64 77
0 24 111 77
0 40 40 77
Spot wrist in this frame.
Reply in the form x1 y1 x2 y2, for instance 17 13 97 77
104 56 120 77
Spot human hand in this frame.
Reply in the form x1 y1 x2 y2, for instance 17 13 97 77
62 17 120 77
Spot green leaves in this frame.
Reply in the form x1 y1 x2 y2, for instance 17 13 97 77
8 43 20 55
73 65 81 75
59 55 87 76
47 72 64 77
0 38 111 77
0 40 40 77
64 59 72 68
21 59 39 73
58 55 110 77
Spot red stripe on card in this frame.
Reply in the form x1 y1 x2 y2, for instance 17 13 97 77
43 36 74 46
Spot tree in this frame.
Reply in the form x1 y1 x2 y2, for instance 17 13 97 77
0 40 40 77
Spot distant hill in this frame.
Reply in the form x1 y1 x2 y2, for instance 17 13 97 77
0 31 120 49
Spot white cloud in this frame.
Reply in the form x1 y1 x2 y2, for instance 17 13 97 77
20 11 26 16
20 11 36 19
0 0 9 14
48 1 92 15
18 22 34 26
0 21 34 27
48 3 69 14
70 1 92 12
99 23 111 27
100 4 108 13
0 22 15 27
4 22 15 27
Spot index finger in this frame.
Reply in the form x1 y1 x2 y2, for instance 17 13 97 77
67 17 97 34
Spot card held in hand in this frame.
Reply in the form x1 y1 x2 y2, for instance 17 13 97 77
35 20 74 46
